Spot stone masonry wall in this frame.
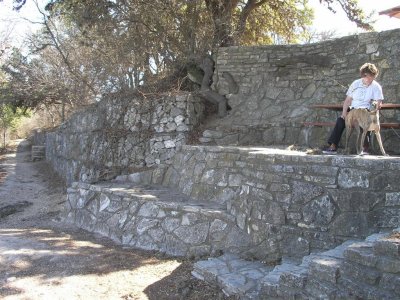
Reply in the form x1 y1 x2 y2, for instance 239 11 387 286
153 145 400 259
63 145 400 262
44 93 204 185
210 29 400 153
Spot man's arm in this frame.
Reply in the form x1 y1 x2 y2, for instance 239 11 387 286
341 96 352 119
376 100 383 110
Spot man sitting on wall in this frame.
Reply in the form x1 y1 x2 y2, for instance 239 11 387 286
322 63 384 155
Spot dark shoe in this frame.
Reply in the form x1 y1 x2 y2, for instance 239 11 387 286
322 148 337 155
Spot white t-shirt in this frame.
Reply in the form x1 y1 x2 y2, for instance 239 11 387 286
346 79 384 109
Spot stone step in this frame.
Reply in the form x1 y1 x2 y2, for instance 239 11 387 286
192 240 361 299
307 240 357 285
373 230 400 258
339 276 394 300
92 181 227 212
65 181 254 258
192 254 274 298
259 260 306 299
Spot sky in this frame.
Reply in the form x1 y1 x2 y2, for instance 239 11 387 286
0 0 47 50
309 0 400 36
0 0 400 48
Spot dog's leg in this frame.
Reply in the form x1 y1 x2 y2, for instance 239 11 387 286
345 125 352 154
359 129 367 155
374 131 388 156
355 127 362 154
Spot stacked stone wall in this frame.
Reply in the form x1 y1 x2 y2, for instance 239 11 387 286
44 93 204 185
211 29 400 152
155 145 400 259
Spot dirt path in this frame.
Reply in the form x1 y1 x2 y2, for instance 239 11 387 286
0 140 230 300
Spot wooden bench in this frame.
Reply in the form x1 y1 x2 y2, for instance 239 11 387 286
302 103 400 129
302 121 400 129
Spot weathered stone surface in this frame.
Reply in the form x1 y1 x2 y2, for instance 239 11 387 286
44 94 204 185
65 181 256 259
338 168 370 188
308 256 341 284
200 30 400 153
174 223 209 245
302 195 336 226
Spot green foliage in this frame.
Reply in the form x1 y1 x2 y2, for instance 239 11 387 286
0 103 31 147
0 104 30 131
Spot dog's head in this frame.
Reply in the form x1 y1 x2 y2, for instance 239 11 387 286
370 100 380 110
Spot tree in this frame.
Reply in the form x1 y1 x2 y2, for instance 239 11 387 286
1 0 373 118
0 44 96 123
0 103 29 148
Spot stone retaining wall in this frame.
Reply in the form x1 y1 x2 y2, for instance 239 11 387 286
65 180 253 259
44 93 204 185
64 145 400 262
146 146 400 259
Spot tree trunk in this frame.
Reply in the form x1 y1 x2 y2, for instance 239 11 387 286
236 0 268 40
199 56 228 118
205 0 240 48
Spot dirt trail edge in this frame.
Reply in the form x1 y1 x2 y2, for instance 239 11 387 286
0 140 231 300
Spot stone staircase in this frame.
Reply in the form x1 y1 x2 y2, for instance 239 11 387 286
193 230 400 299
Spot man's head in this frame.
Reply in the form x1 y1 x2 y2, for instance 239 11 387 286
360 63 379 86
359 63 379 78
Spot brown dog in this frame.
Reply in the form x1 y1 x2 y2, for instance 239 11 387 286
345 108 387 156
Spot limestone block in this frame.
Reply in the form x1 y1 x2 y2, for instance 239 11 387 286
373 238 400 258
176 124 189 132
279 266 308 289
343 243 377 267
376 256 400 274
331 213 369 237
291 181 324 206
138 202 160 217
308 256 342 284
228 174 243 187
136 218 159 235
161 217 181 233
303 195 336 226
165 122 177 132
386 192 400 206
282 235 310 257
338 168 369 189
366 43 379 54
107 211 127 229
99 194 110 211
164 140 175 148
134 234 158 251
174 223 209 245
342 260 382 285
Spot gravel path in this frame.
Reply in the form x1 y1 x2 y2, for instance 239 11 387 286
0 140 231 300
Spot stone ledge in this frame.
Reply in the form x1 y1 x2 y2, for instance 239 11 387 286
65 181 252 258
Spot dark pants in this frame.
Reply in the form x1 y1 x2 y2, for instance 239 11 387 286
327 116 370 148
